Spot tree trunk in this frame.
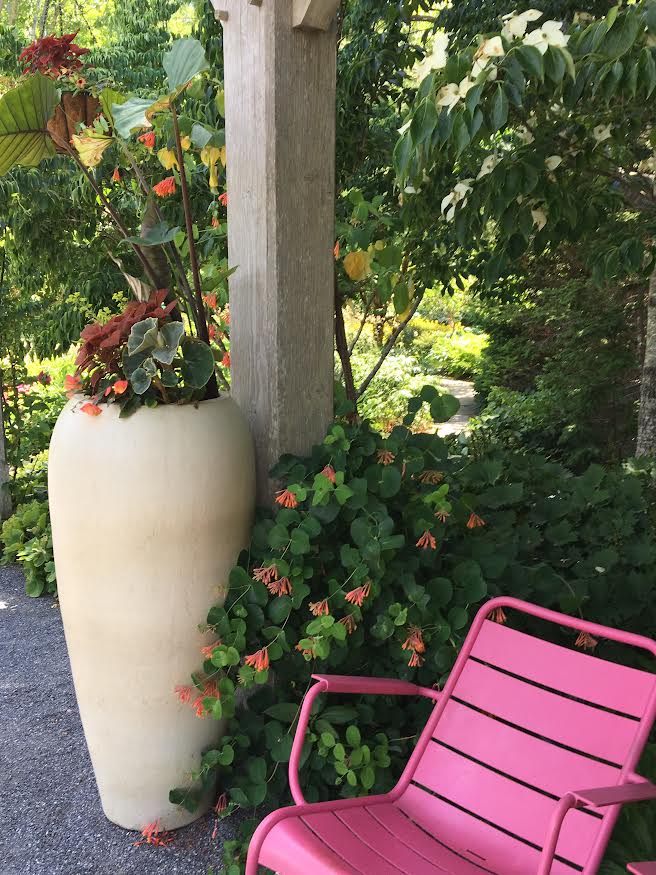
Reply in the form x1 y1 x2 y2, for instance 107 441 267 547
637 266 656 455
0 387 11 521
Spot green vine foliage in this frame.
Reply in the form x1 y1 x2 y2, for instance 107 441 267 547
169 392 656 872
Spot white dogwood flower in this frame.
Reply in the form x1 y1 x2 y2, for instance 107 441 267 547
437 76 476 110
516 125 535 144
593 123 612 143
523 20 569 54
545 154 562 170
414 32 450 79
441 179 474 221
476 35 505 60
501 9 543 40
476 154 501 179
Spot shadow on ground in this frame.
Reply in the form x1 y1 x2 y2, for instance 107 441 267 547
0 564 234 875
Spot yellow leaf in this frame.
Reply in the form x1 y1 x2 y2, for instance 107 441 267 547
343 250 371 282
180 135 191 151
200 145 223 193
157 147 179 171
71 130 113 168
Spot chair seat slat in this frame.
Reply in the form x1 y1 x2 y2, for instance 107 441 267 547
400 784 579 875
302 811 406 875
366 804 500 875
413 742 600 866
334 808 450 874
454 659 638 764
433 698 620 798
471 620 655 718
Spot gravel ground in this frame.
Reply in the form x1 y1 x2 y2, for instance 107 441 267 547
0 563 234 875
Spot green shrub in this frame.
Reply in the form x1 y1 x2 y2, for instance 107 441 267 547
169 394 656 872
1 499 56 597
471 279 639 465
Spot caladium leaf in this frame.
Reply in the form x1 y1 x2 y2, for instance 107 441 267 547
164 38 209 94
180 338 215 389
152 321 185 365
0 74 58 175
128 317 160 356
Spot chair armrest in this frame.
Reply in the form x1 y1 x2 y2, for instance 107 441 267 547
289 674 440 805
311 673 441 700
572 782 656 809
538 783 656 875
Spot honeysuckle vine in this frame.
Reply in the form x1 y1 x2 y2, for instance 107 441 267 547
162 389 656 873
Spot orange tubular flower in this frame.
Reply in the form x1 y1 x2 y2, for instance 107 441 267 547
467 512 486 529
174 685 192 704
435 510 450 523
334 240 340 259
134 820 174 847
221 352 231 369
402 626 426 654
408 651 424 668
418 470 444 484
218 192 228 207
309 599 330 617
338 614 358 635
488 607 507 625
321 465 336 484
111 167 121 183
201 640 221 659
575 631 598 652
377 450 395 465
416 530 437 550
245 647 270 672
214 793 228 815
138 131 155 149
211 216 220 229
204 680 219 698
80 402 102 417
153 176 176 197
275 489 298 509
253 565 278 584
344 581 371 607
266 576 293 597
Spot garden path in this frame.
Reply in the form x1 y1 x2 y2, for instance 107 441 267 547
0 563 234 875
437 378 479 436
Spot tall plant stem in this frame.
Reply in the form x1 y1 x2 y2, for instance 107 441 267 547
120 142 198 327
170 102 220 399
170 102 209 346
64 144 161 289
334 273 359 414
356 294 422 400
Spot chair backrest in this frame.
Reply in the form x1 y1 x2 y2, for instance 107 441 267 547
396 598 656 875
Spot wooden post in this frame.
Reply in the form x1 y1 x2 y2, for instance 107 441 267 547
0 390 11 520
211 0 338 503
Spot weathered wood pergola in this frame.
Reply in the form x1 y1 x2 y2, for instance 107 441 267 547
210 0 341 501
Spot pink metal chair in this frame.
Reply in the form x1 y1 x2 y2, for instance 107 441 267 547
246 597 656 875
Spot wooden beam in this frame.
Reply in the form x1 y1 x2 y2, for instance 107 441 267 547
293 0 340 31
213 0 336 503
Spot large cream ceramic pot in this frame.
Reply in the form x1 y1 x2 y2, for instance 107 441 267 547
48 396 256 830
